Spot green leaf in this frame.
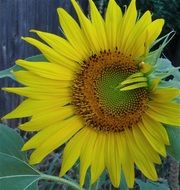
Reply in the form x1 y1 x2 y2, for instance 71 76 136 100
166 126 180 161
0 124 26 161
136 179 169 190
149 58 180 89
25 54 47 62
0 54 47 80
0 65 22 80
0 124 40 190
0 153 40 190
153 58 180 80
0 124 82 190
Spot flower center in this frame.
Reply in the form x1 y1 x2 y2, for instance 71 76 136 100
72 50 149 132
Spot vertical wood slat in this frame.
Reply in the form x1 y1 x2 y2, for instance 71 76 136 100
0 0 87 127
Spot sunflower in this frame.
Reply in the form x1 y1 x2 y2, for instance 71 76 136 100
3 0 180 188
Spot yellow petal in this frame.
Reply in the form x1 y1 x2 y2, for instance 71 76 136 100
138 120 166 156
31 30 84 62
148 102 180 118
125 129 158 181
13 71 70 88
105 133 121 188
60 127 89 176
118 0 137 52
16 59 74 81
89 0 107 50
105 0 122 49
91 131 106 184
132 19 164 57
118 132 135 188
57 8 90 57
19 106 74 131
124 11 152 55
133 126 161 164
146 106 180 126
22 117 79 150
3 98 69 119
71 0 101 52
145 19 165 50
29 116 83 164
152 88 180 102
142 114 169 145
79 128 98 186
3 87 70 99
22 37 77 70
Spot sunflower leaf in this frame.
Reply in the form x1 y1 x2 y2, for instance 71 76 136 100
136 179 169 190
0 153 40 190
166 126 180 161
150 58 180 80
25 54 47 62
0 124 83 190
0 124 27 161
0 54 47 80
153 58 180 80
149 58 180 89
0 65 22 80
0 124 40 190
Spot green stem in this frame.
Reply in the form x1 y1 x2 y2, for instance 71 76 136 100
41 174 83 190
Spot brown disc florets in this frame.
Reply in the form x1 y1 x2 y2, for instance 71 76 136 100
72 49 149 132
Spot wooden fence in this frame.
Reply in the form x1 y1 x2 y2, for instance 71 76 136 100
0 0 88 127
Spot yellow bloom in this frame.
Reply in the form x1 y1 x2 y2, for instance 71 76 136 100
3 0 180 188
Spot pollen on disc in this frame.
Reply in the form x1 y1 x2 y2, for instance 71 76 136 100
72 49 149 133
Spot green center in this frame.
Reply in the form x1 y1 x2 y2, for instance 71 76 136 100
96 68 142 115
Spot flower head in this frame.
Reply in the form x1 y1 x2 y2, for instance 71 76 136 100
3 0 180 188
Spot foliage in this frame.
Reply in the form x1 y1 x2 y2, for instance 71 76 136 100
166 126 180 161
0 124 82 190
136 179 169 190
0 124 40 190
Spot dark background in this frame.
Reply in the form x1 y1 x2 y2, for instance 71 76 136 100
0 0 180 127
